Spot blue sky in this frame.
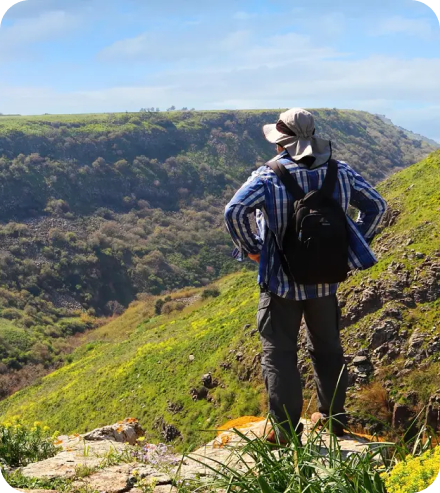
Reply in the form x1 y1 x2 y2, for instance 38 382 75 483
0 0 439 141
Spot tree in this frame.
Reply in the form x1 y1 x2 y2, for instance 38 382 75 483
167 106 176 112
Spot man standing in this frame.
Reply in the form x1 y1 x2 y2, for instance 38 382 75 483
225 108 387 440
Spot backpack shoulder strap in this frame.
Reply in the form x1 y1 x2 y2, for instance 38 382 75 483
320 159 339 198
267 160 305 199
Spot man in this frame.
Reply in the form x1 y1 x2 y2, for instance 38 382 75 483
225 108 387 440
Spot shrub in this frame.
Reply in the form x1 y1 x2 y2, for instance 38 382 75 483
383 446 440 493
1 308 22 320
201 287 220 300
154 299 165 315
0 418 60 469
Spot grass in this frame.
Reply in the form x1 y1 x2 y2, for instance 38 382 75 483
183 416 435 493
0 272 264 451
1 151 440 455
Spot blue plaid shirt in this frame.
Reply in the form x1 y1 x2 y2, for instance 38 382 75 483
225 151 387 300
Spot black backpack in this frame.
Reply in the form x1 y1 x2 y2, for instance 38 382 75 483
268 159 349 284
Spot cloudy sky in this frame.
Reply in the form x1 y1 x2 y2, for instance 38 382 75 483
0 0 439 141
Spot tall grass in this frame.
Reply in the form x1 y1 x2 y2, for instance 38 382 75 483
183 415 434 493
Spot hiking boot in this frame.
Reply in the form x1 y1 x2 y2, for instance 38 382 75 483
265 429 289 445
311 412 345 437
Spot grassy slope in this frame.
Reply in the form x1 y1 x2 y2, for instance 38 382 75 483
1 152 440 450
0 273 264 450
2 107 436 384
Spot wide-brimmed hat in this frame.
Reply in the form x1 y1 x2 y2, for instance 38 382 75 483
263 108 332 167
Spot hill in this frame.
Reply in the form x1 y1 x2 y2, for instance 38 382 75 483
1 150 439 449
0 109 437 399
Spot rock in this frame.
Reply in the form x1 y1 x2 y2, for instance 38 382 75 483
201 373 218 389
201 373 213 387
167 401 184 414
220 362 231 370
83 418 144 446
369 320 398 350
73 465 132 493
415 252 425 259
243 324 251 330
392 403 419 440
426 391 440 431
188 354 195 362
353 356 369 365
130 464 173 485
20 439 128 479
162 424 181 442
235 352 244 361
406 329 425 357
190 387 208 401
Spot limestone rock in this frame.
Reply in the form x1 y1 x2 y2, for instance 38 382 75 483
72 464 132 493
83 418 144 445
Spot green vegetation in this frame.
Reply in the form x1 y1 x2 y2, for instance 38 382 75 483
0 109 436 392
0 418 60 469
383 446 440 493
186 419 433 493
2 150 440 452
0 273 263 450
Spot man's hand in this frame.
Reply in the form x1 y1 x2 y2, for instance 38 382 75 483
248 253 261 264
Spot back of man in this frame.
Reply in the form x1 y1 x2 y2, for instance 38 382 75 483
225 108 387 440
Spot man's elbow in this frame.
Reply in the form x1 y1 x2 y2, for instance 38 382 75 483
224 203 236 226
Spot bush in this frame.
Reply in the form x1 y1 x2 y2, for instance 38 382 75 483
0 419 60 469
1 308 22 320
201 287 220 300
155 299 165 315
383 446 440 493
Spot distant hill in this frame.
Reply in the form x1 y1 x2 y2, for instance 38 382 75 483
375 114 440 147
1 150 439 447
0 109 437 396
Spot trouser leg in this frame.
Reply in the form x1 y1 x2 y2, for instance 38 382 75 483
258 291 303 433
303 294 347 424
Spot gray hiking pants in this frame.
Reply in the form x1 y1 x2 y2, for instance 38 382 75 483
257 290 348 432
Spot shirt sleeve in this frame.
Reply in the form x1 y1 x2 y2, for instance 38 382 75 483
347 167 387 240
224 171 266 260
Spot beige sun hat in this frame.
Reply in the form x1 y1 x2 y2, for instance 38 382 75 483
263 108 332 167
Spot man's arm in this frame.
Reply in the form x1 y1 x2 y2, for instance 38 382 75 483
348 168 387 241
224 172 266 260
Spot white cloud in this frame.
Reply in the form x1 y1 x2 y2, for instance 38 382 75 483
0 10 79 60
370 15 437 39
3 0 89 19
232 11 257 20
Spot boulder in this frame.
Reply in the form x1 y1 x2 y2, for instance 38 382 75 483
83 418 145 446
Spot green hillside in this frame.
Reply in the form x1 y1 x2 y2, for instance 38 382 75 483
1 108 436 395
1 150 439 449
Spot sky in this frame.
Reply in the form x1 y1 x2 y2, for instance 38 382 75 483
0 0 439 142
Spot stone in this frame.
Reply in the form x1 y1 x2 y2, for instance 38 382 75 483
353 356 369 365
83 418 145 446
235 352 244 361
426 391 440 431
72 464 132 493
20 438 128 479
130 464 172 485
188 354 195 362
190 387 208 401
392 403 414 430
